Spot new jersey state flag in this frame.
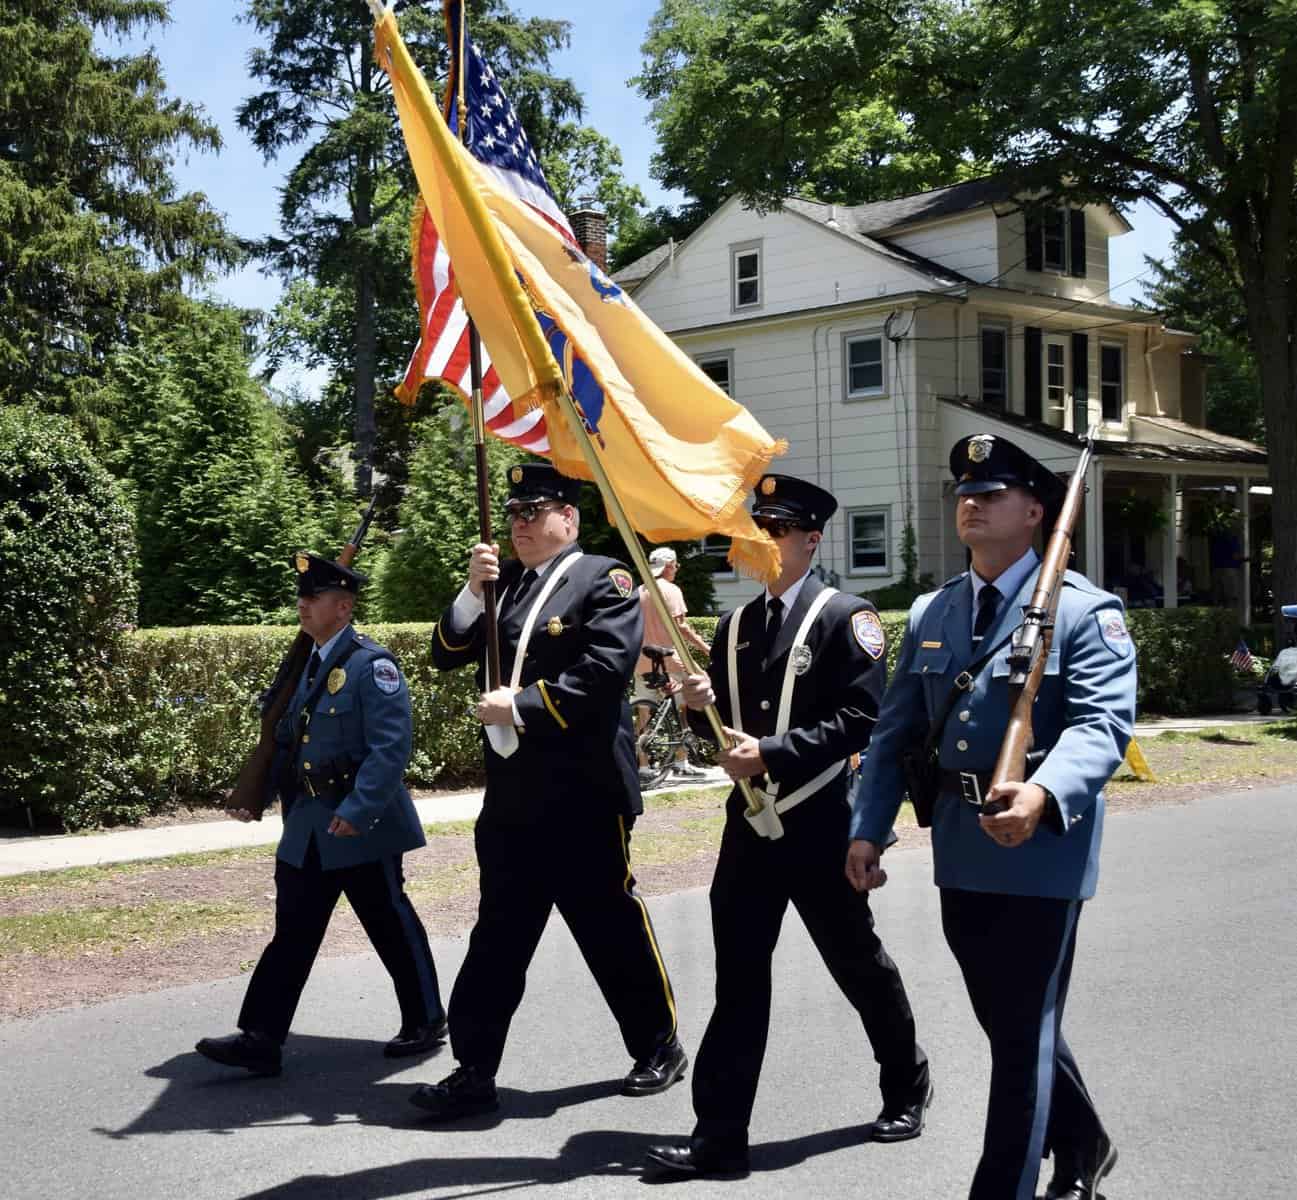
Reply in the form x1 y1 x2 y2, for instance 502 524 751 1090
373 4 785 581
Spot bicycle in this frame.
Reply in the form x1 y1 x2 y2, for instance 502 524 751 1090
631 644 713 790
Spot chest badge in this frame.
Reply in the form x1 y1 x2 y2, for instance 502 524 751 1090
546 616 564 636
326 667 347 694
791 645 813 676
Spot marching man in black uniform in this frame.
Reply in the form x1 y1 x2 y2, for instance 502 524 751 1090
644 474 930 1178
196 553 445 1075
413 464 685 1120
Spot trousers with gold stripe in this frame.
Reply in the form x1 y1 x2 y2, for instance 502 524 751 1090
447 802 678 1075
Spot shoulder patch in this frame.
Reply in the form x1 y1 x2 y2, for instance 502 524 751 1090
1095 608 1133 657
852 609 886 660
372 657 402 694
608 567 634 598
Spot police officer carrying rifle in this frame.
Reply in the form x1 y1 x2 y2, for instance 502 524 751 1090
847 434 1136 1200
645 473 930 1179
196 552 445 1076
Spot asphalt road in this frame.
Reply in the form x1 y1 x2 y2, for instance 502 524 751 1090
4 784 1295 1200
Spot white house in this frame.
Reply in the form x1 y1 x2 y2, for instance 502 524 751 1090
609 178 1269 617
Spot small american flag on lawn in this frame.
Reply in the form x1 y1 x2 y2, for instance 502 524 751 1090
1230 638 1255 673
395 0 576 454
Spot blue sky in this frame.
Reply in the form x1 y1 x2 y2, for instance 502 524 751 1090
108 1 1174 386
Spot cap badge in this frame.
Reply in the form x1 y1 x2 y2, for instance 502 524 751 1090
760 477 777 496
327 667 347 694
510 466 523 484
968 435 994 464
791 645 813 676
546 616 564 637
295 553 310 573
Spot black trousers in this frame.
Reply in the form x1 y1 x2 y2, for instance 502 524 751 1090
239 837 444 1044
448 808 677 1076
940 888 1105 1200
692 799 928 1143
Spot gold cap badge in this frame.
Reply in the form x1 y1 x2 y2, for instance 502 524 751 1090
510 466 523 483
295 552 310 573
968 435 994 463
760 477 776 496
327 667 347 694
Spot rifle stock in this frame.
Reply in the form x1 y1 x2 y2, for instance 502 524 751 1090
989 430 1097 793
227 498 379 818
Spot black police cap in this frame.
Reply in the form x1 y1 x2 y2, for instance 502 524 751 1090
949 434 1066 511
750 473 837 531
506 462 582 506
292 551 366 598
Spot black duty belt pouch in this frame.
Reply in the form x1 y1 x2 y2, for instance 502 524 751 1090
900 629 1016 828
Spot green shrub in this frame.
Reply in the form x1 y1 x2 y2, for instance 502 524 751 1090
0 408 139 827
15 605 1239 829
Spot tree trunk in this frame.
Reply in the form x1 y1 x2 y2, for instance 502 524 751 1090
1253 329 1297 646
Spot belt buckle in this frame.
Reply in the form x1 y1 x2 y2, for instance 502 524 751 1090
958 771 983 809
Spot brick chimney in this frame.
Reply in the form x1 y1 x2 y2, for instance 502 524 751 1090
569 205 608 271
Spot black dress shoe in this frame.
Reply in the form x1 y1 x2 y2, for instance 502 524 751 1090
1045 1133 1118 1200
622 1037 688 1096
643 1138 750 1178
384 1017 449 1058
409 1064 499 1121
195 1031 282 1076
870 1081 933 1142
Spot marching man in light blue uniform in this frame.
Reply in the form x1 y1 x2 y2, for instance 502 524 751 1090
847 434 1137 1200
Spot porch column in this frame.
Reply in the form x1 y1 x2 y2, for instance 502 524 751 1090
1163 472 1179 609
1084 454 1104 582
1240 476 1251 624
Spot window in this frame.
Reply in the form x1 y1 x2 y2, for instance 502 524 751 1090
1045 339 1067 428
844 333 885 399
698 534 735 578
696 352 733 396
1042 208 1067 271
980 325 1008 409
731 244 761 310
1100 343 1124 422
847 508 890 574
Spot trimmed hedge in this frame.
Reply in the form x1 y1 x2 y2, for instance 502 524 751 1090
15 605 1238 829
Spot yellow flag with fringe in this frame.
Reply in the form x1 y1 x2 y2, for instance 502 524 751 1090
373 5 784 581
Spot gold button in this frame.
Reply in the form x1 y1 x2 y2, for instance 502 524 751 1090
303 761 312 770
760 700 771 711
958 711 971 723
329 706 336 714
301 734 310 743
955 740 968 753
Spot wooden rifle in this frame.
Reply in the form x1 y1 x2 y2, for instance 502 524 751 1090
228 497 380 818
988 428 1097 797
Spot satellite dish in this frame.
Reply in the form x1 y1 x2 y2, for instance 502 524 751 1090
884 309 915 342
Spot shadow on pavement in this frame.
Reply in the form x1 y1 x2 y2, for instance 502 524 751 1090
93 1035 622 1140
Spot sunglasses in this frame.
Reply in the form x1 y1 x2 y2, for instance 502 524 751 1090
753 515 809 539
503 501 565 525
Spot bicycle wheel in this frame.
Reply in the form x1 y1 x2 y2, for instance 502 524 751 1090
631 699 675 790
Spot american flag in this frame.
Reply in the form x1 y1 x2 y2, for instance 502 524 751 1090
1230 638 1255 673
396 0 576 453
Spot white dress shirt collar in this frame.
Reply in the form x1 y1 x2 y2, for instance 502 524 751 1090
765 569 812 614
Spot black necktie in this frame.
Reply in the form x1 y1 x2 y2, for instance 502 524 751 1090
306 649 322 689
509 569 538 612
973 584 1001 646
764 596 784 657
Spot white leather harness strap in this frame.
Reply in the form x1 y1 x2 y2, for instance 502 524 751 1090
726 587 848 824
508 551 584 691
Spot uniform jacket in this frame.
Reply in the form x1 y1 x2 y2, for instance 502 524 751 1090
273 625 426 870
429 543 643 819
850 567 1137 899
699 574 886 820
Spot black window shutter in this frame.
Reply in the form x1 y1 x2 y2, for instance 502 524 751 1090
1071 332 1089 432
1024 326 1042 421
1069 209 1087 277
1025 210 1043 271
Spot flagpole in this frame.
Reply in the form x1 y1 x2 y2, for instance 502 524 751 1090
452 0 502 690
549 385 772 828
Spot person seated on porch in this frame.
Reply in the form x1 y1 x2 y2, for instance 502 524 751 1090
1176 556 1196 604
